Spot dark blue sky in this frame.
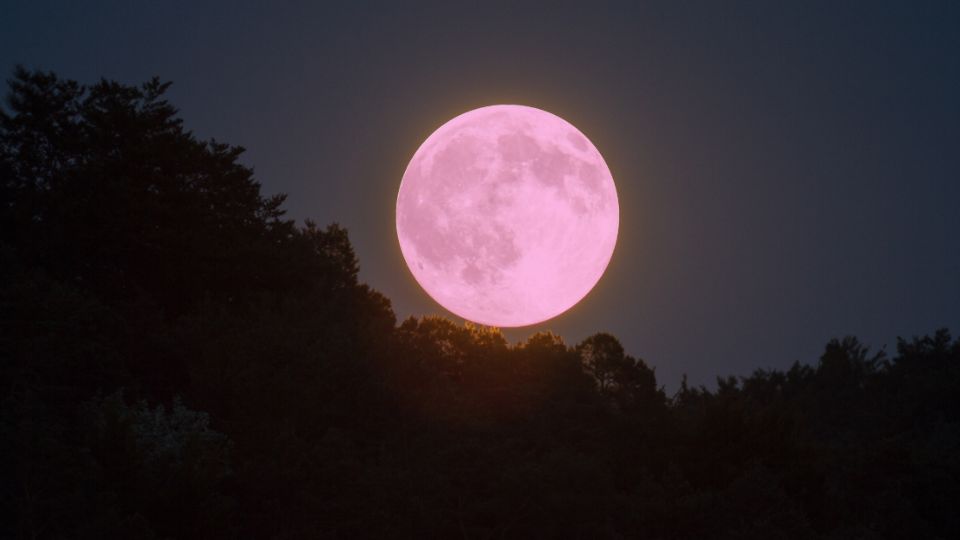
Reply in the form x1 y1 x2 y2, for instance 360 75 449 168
3 1 958 389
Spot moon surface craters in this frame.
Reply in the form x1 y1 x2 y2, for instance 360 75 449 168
396 105 619 327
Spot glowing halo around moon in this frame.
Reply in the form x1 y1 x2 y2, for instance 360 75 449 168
396 105 619 327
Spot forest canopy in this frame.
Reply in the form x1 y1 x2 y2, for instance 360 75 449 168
2 69 958 539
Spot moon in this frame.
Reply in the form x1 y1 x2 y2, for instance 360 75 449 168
396 105 619 327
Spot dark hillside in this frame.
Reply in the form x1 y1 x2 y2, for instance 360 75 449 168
2 70 958 539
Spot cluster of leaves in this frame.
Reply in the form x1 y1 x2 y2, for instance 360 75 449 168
2 69 958 539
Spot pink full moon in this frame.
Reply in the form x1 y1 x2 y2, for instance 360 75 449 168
396 105 619 327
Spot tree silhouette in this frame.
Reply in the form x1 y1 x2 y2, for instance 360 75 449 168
2 69 959 538
0 66 292 319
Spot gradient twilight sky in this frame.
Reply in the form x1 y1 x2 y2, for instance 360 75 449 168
3 1 958 389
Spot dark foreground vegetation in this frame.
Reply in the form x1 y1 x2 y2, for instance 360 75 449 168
2 69 958 539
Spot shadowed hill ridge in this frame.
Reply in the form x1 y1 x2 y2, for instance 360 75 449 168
2 70 958 539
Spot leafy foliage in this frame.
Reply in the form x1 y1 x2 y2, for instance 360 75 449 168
2 69 958 538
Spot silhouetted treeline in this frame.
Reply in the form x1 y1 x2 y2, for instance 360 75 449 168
2 69 958 539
